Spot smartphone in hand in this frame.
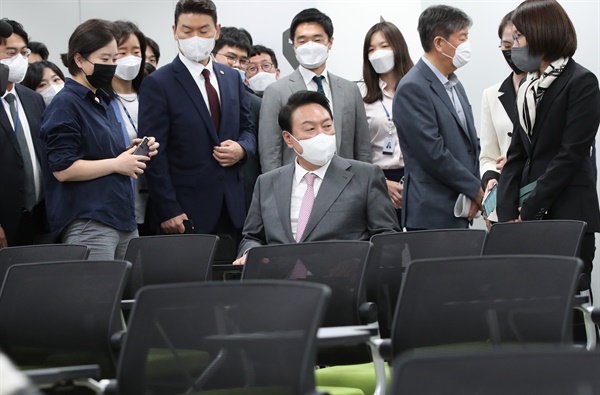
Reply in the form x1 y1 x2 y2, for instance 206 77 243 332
133 136 150 156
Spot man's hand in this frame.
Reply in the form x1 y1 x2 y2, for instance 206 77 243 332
386 179 403 209
232 253 247 265
496 155 507 171
213 140 245 167
467 188 485 222
160 213 189 234
0 226 7 248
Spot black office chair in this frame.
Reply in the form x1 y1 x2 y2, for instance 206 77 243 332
123 234 219 299
366 229 486 339
108 281 332 395
391 255 581 357
482 220 595 349
0 244 89 285
391 348 600 395
0 260 130 380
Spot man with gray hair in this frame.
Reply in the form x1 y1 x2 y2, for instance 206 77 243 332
393 5 483 230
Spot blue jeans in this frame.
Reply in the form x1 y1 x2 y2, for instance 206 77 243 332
62 219 138 260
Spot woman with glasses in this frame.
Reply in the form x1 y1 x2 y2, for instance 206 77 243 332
497 0 600 296
360 21 413 225
478 11 527 225
246 45 280 95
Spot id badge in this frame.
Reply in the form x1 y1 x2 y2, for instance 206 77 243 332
382 135 395 155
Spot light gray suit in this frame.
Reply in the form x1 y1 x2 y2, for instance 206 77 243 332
238 155 400 255
258 69 372 173
393 59 480 230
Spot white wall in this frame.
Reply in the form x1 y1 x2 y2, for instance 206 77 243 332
3 0 600 295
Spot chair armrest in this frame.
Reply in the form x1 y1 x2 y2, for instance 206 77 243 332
24 365 100 386
359 302 378 324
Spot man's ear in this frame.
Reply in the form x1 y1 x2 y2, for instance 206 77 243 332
282 130 295 149
327 36 334 51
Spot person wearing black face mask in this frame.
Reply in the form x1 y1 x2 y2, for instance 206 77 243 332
478 11 527 227
39 19 160 260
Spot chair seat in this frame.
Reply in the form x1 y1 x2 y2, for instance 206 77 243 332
182 386 364 395
316 363 389 395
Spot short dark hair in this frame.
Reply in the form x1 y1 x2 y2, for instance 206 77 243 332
511 0 576 61
498 11 514 40
249 44 278 68
418 5 472 52
29 41 49 60
362 22 413 104
145 37 160 64
174 0 217 26
61 19 119 76
278 91 333 134
0 19 29 46
113 20 147 93
213 26 251 56
239 28 253 46
290 8 334 42
21 60 65 91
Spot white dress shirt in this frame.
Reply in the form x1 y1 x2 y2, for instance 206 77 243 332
290 158 332 240
2 86 42 204
298 65 334 116
178 53 221 114
360 79 403 170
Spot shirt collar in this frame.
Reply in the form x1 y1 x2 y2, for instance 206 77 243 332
379 78 394 99
293 155 332 186
421 56 458 88
179 52 214 77
64 78 110 104
298 65 329 87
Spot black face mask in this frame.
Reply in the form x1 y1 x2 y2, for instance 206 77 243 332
501 49 524 75
83 58 117 89
144 62 156 75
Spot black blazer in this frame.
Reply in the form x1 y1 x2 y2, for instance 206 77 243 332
497 59 600 232
0 84 46 245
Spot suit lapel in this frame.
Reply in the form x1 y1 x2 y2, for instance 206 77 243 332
0 100 21 155
172 56 220 145
498 74 517 125
300 156 353 242
16 85 43 159
287 69 309 95
273 165 295 243
213 62 230 136
328 72 344 153
455 83 477 150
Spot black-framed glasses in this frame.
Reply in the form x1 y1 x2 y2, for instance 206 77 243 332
246 62 274 76
216 52 249 68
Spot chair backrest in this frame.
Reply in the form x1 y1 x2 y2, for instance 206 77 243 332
0 244 89 285
367 230 486 338
482 220 587 256
117 281 330 395
392 255 582 357
0 260 130 378
391 349 600 395
123 234 219 298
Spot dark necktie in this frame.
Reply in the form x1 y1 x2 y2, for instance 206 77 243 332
312 75 325 96
201 68 221 132
4 93 37 211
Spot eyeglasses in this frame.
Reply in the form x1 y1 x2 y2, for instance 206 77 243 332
216 53 249 68
1 48 31 58
511 33 523 46
246 62 274 77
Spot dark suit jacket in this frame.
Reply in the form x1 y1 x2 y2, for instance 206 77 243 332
0 84 46 246
238 155 400 255
242 91 262 209
497 60 600 231
138 56 256 232
393 59 481 229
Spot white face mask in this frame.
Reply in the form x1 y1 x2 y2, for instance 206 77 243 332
290 132 336 167
441 38 471 69
40 83 64 106
1 54 28 83
247 72 277 92
177 35 215 63
369 49 395 74
294 41 329 70
235 67 246 81
114 55 142 81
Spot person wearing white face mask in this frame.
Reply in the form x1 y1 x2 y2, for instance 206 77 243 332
258 8 371 174
246 45 280 97
393 5 483 231
360 22 414 227
0 19 48 248
109 21 152 234
21 60 66 106
233 91 399 265
138 0 256 252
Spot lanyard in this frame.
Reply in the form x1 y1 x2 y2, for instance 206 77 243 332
115 93 138 135
380 100 394 135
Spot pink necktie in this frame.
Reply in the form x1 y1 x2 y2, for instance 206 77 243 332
296 173 317 242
